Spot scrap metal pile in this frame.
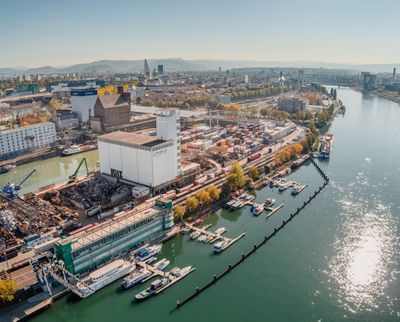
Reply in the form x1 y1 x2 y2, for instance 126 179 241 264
0 195 78 247
45 173 127 211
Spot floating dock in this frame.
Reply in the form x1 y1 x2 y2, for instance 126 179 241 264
265 203 284 219
184 222 227 244
217 232 246 253
156 267 196 294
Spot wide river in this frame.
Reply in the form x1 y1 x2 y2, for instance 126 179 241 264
21 88 400 321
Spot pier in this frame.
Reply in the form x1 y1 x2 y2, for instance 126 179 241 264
176 159 329 308
184 222 227 243
156 267 196 294
265 203 284 219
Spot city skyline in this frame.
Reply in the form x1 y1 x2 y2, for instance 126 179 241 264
1 0 400 67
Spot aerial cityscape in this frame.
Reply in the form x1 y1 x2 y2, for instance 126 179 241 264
0 1 399 321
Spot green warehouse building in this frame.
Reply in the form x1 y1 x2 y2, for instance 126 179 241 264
54 198 174 274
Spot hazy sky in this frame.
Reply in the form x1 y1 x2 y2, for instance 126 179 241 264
1 0 399 67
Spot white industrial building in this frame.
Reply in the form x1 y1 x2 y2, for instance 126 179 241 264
98 109 181 188
70 84 98 122
263 121 296 141
0 122 56 159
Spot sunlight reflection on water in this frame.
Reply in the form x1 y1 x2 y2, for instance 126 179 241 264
327 162 398 314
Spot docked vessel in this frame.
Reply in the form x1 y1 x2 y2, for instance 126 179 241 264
251 204 264 216
154 258 170 271
190 231 201 240
291 186 300 195
77 259 134 297
317 134 334 159
62 145 82 156
134 278 169 302
264 198 276 207
145 256 157 265
135 244 162 262
197 235 207 242
0 163 16 174
214 227 226 235
213 240 229 253
121 268 152 289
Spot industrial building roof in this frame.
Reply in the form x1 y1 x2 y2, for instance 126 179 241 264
60 201 164 251
97 94 129 109
98 131 166 147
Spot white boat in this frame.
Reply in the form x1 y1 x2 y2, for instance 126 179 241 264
264 198 276 207
145 256 157 265
252 204 264 216
77 259 134 297
197 235 207 242
134 278 169 302
121 268 152 289
62 145 81 156
154 258 170 271
213 240 229 253
169 267 181 277
190 231 201 240
175 266 192 277
135 244 162 262
214 227 226 235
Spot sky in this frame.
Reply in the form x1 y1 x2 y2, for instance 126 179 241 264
1 0 400 68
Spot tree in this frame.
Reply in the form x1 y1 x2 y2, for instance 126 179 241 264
293 144 303 154
206 184 221 202
264 165 271 174
97 84 118 95
173 205 185 221
185 197 199 213
260 108 268 117
248 166 259 181
195 189 211 207
224 162 247 193
0 278 17 302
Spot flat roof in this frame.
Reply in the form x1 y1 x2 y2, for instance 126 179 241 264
60 201 164 251
98 131 169 148
0 122 55 134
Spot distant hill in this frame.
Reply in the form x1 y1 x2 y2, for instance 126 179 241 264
0 58 399 75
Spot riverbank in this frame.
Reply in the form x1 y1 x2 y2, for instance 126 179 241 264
0 143 98 168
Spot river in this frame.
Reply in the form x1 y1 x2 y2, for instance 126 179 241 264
0 150 99 195
26 88 400 321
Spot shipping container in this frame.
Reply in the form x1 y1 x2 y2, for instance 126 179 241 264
247 152 261 162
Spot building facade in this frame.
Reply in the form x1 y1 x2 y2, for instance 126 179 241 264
278 97 309 113
0 122 56 159
53 111 79 132
98 109 180 188
92 93 130 131
70 86 98 123
54 199 174 274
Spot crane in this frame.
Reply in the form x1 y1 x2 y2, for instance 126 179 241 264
2 169 37 200
68 158 89 182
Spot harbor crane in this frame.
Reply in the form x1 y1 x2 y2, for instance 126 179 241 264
1 169 37 200
68 158 89 182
